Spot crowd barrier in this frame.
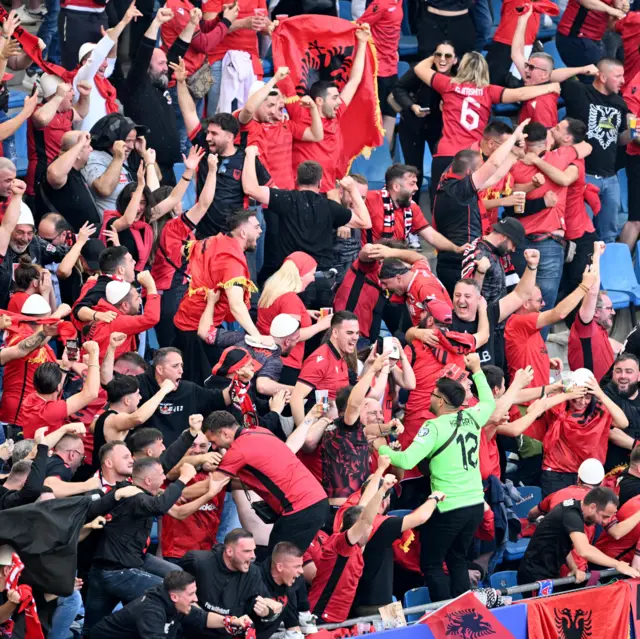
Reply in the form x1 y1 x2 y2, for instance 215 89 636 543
319 568 624 637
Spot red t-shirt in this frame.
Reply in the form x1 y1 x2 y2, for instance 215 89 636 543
510 146 578 235
150 214 196 291
238 116 307 191
217 426 327 515
623 71 640 158
303 530 330 566
7 292 29 314
430 74 504 158
359 0 403 78
568 316 614 383
595 494 640 563
257 291 311 369
504 313 550 388
617 14 640 93
364 191 430 245
26 108 74 196
290 101 345 193
564 157 594 240
558 0 613 40
309 532 364 623
202 0 265 77
479 426 501 481
493 0 541 45
404 259 453 325
298 342 350 401
538 484 591 514
518 93 558 128
20 393 69 439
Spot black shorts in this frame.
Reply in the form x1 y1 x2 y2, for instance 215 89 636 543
627 154 640 222
378 74 399 118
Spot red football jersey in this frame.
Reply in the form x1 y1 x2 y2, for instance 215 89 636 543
564 157 595 240
623 71 640 158
595 495 640 563
518 93 558 128
558 0 613 40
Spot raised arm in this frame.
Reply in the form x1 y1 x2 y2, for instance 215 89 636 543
0 179 23 259
186 153 218 226
413 56 436 87
341 176 371 229
579 241 602 324
502 82 561 104
90 140 126 198
48 132 91 189
239 67 290 125
64 341 101 415
169 57 201 137
498 249 540 322
110 164 145 232
197 289 220 342
510 8 531 79
57 222 96 279
0 93 37 141
340 25 370 107
242 146 271 205
226 286 261 337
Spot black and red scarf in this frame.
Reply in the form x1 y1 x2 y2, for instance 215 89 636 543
380 187 412 239
230 377 258 429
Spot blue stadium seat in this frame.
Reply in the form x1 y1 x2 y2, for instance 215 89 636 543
398 60 410 78
537 21 557 41
403 587 431 622
493 102 520 116
350 139 393 190
608 290 632 311
543 39 566 69
173 162 197 211
339 0 352 20
388 509 413 518
399 34 419 58
504 537 530 562
490 571 522 600
600 243 640 306
512 485 541 520
262 58 273 77
8 90 25 109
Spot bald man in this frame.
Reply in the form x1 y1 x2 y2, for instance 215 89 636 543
42 130 102 230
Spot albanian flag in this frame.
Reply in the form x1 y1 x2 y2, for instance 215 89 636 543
527 581 629 639
271 15 383 178
418 592 515 639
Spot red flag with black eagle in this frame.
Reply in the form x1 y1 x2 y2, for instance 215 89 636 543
527 581 629 639
418 591 515 639
271 15 384 178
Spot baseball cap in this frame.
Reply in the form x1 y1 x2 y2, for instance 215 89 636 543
578 458 604 486
21 293 51 316
0 544 15 566
211 346 263 377
425 298 453 325
17 202 34 227
39 73 64 100
492 217 526 248
270 314 300 338
379 258 411 281
106 280 131 306
81 239 106 271
78 42 96 63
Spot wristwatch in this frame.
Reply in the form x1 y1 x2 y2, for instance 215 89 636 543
427 494 441 503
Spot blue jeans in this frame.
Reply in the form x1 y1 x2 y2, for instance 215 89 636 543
586 173 621 244
169 85 204 155
49 589 82 639
29 0 61 72
84 565 162 631
207 60 223 117
216 492 242 543
470 0 492 52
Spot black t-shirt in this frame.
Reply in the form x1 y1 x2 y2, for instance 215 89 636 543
624 325 640 361
191 129 271 238
604 385 640 471
618 472 640 507
266 189 352 272
518 499 585 582
433 174 481 267
451 301 502 367
45 454 73 481
353 516 404 607
561 81 628 177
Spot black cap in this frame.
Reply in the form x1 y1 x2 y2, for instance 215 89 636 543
81 238 106 271
492 217 526 248
379 258 411 280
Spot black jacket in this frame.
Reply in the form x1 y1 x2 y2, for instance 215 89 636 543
136 372 228 446
90 582 208 639
0 443 47 510
93 480 185 570
182 546 269 638
72 274 111 320
255 560 298 639
158 429 196 473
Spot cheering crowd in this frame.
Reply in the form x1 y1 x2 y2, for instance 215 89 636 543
0 0 639 635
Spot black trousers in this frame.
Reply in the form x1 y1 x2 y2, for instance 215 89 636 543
430 155 453 204
559 231 597 303
419 502 484 602
436 261 462 298
541 470 578 499
417 9 476 60
59 9 108 71
156 283 188 348
268 498 330 554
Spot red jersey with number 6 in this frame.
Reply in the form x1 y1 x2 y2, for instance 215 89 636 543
431 74 505 158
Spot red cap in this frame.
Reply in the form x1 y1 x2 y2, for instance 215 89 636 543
285 252 318 278
211 347 263 376
426 298 453 325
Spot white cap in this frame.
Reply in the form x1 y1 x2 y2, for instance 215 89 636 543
270 314 300 338
578 458 605 486
0 544 15 566
39 73 63 99
106 280 131 306
17 201 34 227
21 293 51 316
78 42 96 63
571 368 594 387
248 80 266 99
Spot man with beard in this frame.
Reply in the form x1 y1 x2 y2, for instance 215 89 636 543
517 487 640 588
604 354 640 471
171 58 272 239
569 242 620 382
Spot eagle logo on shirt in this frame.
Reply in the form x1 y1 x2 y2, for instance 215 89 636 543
587 105 622 150
296 42 355 97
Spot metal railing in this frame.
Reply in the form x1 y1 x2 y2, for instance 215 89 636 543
319 568 624 630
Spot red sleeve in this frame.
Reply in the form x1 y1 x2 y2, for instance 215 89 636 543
509 313 540 338
288 119 309 141
298 358 324 390
475 507 495 541
431 73 452 95
110 294 161 335
489 84 506 104
538 494 552 514
334 531 358 556
190 19 230 53
51 400 72 426
410 202 429 233
162 215 195 265
572 316 595 338
217 443 246 476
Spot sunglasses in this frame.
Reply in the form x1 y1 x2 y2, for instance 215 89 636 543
524 62 548 73
434 52 454 60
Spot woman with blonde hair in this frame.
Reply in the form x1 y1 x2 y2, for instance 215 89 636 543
257 252 332 385
415 51 562 193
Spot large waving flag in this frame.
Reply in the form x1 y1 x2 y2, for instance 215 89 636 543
271 15 383 176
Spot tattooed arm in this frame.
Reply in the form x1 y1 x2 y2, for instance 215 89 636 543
0 327 54 365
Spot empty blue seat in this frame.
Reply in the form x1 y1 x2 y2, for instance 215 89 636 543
600 243 640 305
399 34 419 58
512 485 542 520
490 571 522 600
504 537 530 562
608 290 632 311
543 39 566 69
398 60 410 78
339 0 352 20
350 139 393 190
403 587 431 622
493 102 520 116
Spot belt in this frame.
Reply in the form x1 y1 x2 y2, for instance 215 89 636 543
526 233 567 248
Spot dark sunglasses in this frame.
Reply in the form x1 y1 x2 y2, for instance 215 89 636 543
434 52 454 60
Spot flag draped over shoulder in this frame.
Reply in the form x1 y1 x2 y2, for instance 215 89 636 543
527 581 629 639
418 591 515 639
271 15 384 174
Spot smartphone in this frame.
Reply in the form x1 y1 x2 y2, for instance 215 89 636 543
67 338 79 362
419 107 431 113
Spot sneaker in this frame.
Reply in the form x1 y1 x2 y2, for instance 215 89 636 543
407 233 421 250
22 69 40 92
28 3 47 15
298 612 318 635
14 5 37 24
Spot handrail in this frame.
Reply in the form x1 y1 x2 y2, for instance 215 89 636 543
319 568 623 630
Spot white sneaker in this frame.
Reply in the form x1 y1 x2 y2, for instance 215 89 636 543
407 233 421 250
14 6 37 24
298 612 318 635
22 71 40 92
28 4 47 16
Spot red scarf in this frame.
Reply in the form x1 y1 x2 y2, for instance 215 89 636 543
64 67 119 115
230 377 258 429
2 553 44 639
101 211 153 271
